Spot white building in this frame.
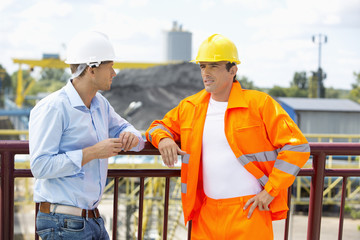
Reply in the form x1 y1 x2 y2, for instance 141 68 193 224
277 97 360 135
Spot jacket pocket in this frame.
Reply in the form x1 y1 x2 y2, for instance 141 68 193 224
234 124 268 153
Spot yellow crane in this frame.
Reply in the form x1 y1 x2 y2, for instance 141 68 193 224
12 58 169 107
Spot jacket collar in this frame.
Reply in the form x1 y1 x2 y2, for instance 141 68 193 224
227 81 249 109
186 89 210 106
186 81 249 109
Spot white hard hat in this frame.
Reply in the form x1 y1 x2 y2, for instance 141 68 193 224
65 31 116 66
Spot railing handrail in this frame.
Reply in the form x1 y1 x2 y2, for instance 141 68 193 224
304 133 360 138
1 141 360 240
309 142 360 155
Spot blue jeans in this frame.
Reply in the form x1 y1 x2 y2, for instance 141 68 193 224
36 211 110 240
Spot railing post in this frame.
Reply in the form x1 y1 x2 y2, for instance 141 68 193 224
163 177 170 240
112 177 119 240
138 177 145 240
284 186 292 240
338 176 347 240
187 220 192 240
1 151 15 240
35 203 39 240
307 152 326 240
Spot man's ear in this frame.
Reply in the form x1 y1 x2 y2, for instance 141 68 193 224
86 66 95 75
230 65 238 76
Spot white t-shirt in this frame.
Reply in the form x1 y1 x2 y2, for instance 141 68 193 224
202 97 262 199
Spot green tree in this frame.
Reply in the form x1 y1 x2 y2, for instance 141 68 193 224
26 68 70 105
28 80 65 96
237 75 258 90
11 68 70 107
291 71 308 89
325 87 340 98
287 86 308 97
308 70 326 98
268 71 309 98
0 64 13 92
268 86 287 97
308 72 318 98
349 72 360 104
288 71 309 97
0 65 13 107
10 70 36 107
11 70 35 96
40 68 69 83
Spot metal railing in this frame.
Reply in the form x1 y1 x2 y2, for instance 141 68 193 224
304 134 360 143
1 141 360 240
1 131 359 146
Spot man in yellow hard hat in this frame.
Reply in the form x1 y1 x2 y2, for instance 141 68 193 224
29 31 145 239
146 34 310 239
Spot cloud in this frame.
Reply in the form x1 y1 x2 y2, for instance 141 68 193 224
128 0 149 7
1 0 359 90
88 2 168 38
0 0 14 12
2 0 73 51
84 3 171 62
200 0 216 10
100 0 149 7
222 0 276 10
16 0 72 18
2 0 73 53
245 0 360 29
239 0 360 88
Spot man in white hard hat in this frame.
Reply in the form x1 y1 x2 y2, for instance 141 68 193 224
29 31 144 239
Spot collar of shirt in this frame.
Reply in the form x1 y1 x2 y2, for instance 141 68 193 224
64 80 100 110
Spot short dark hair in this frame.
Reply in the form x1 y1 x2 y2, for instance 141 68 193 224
225 62 236 71
225 62 237 82
70 64 88 78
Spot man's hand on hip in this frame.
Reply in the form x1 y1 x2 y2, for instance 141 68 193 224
243 189 275 219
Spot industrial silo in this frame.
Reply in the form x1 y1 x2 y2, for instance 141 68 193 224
166 21 192 61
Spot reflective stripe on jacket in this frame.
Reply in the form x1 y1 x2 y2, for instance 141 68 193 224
146 82 310 223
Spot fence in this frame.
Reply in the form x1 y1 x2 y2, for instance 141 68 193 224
1 141 360 240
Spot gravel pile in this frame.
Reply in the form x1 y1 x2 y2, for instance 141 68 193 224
103 62 204 130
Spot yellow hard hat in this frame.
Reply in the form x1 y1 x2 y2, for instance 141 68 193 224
191 34 240 64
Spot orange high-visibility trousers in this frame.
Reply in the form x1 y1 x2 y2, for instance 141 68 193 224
191 195 274 240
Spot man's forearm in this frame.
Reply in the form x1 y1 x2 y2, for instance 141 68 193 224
82 145 98 166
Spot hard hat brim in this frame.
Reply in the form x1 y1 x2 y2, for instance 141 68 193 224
189 59 240 64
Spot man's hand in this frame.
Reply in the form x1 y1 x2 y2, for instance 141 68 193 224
82 138 123 166
243 189 275 219
82 133 139 166
118 132 139 152
158 138 186 167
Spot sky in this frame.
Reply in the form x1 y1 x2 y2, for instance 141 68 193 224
1 0 360 90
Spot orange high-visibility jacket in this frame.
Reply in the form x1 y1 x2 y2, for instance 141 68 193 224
146 82 310 223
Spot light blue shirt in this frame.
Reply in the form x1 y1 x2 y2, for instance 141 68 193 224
29 81 145 209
